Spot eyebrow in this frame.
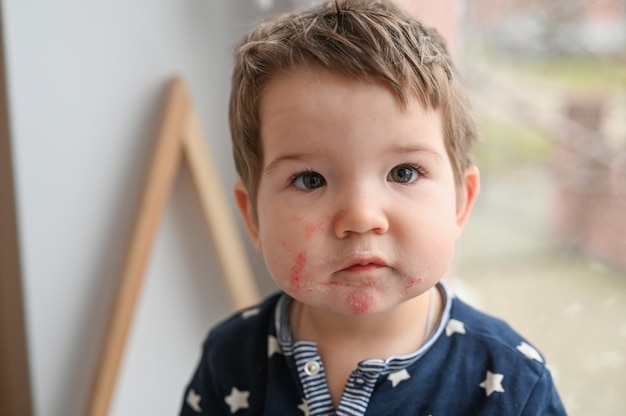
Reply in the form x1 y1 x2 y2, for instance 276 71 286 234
264 153 314 174
264 144 444 174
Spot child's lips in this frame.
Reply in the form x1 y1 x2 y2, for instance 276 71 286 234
339 255 388 273
343 263 385 273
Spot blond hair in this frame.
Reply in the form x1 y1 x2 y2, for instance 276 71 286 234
230 0 477 210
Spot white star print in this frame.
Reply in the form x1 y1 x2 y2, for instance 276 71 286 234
268 335 282 357
241 307 260 319
186 388 202 412
479 371 505 397
387 369 411 387
298 399 311 415
445 319 466 336
516 341 543 363
224 387 250 413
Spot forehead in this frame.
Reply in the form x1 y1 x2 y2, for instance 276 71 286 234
260 68 398 137
260 67 397 113
258 67 445 154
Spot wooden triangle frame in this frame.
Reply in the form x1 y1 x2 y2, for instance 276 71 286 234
87 77 260 416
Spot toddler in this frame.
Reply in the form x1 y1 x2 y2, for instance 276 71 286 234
181 1 566 414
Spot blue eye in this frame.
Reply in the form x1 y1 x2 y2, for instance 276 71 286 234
292 172 326 190
388 165 419 184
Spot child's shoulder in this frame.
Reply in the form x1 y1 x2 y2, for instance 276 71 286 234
448 296 547 368
181 293 289 414
438 296 556 401
417 295 565 414
210 291 282 333
202 291 282 356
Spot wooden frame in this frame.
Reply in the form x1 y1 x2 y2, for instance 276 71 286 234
0 8 34 416
87 78 260 416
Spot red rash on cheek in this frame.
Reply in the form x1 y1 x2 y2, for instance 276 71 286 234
289 251 307 293
404 276 424 292
303 214 331 238
305 223 321 237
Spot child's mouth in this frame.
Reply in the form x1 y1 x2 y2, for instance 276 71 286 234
343 263 384 273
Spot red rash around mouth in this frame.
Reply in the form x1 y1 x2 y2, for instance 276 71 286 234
404 276 424 292
347 291 373 315
289 251 307 293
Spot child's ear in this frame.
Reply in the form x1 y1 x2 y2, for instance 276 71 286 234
234 180 262 252
455 164 480 238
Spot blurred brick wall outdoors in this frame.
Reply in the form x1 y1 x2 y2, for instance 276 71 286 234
554 98 626 272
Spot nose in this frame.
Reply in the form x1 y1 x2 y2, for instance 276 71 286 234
333 191 389 238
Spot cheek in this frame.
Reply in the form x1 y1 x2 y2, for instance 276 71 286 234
395 210 458 280
293 213 331 239
403 276 425 293
289 251 308 293
260 212 318 285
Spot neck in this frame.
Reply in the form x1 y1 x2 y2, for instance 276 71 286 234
291 286 441 358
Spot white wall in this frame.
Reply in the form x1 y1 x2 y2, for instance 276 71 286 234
2 1 282 414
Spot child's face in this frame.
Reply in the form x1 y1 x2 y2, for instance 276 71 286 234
235 68 478 317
